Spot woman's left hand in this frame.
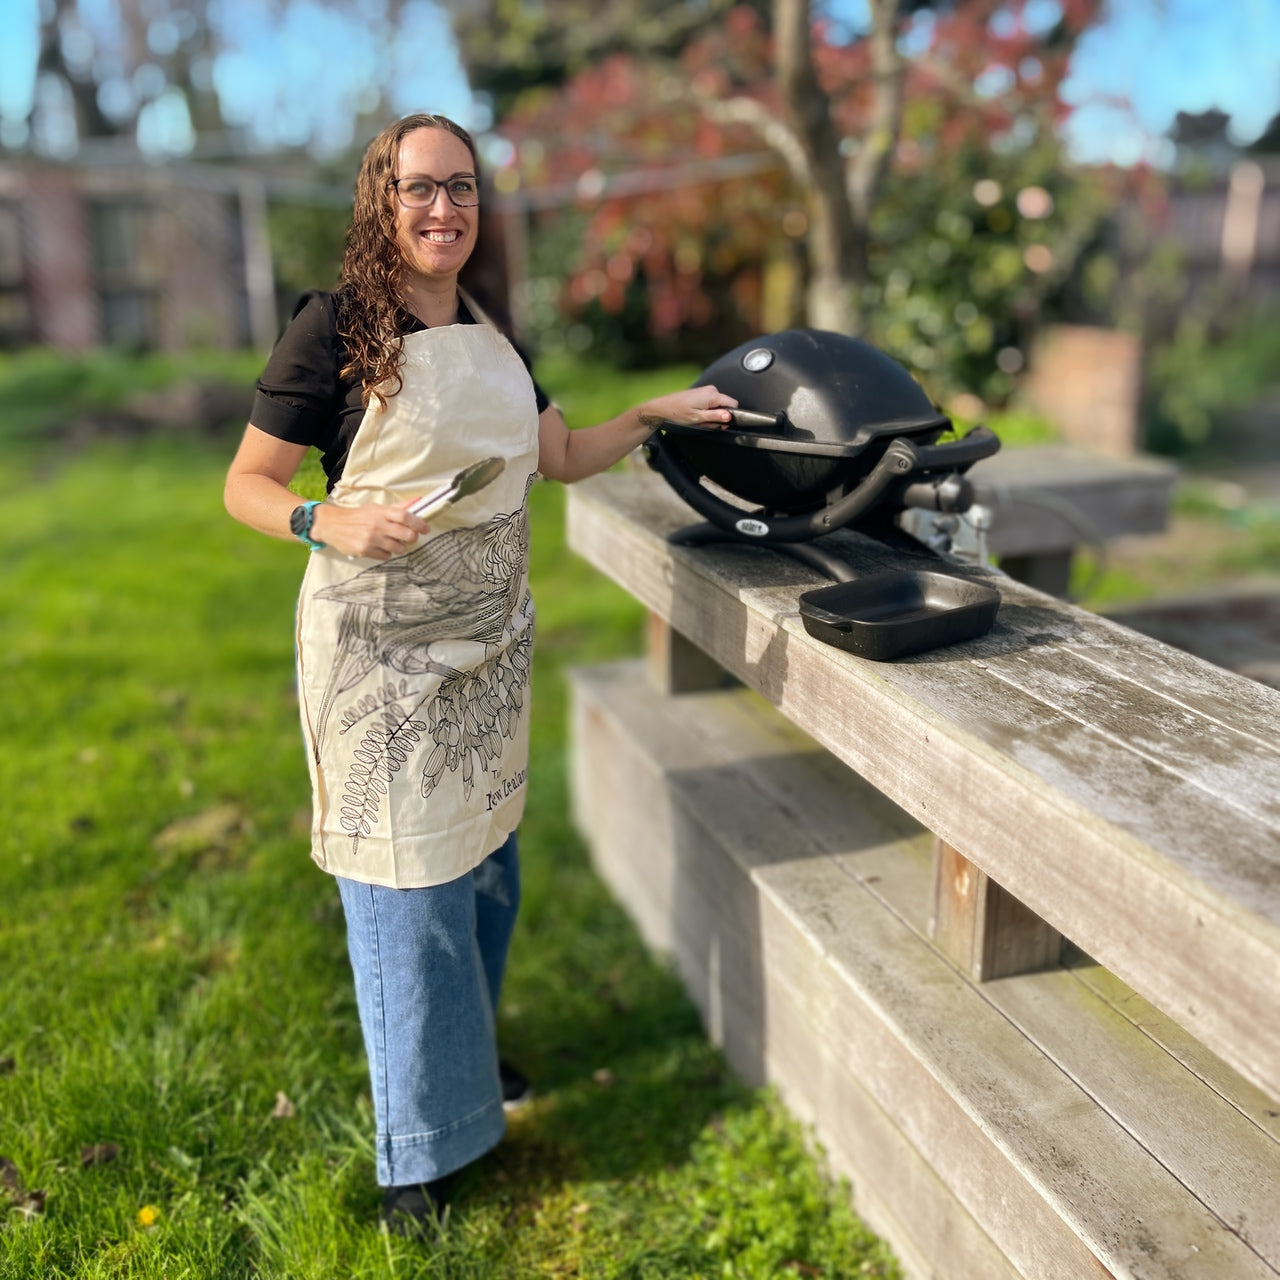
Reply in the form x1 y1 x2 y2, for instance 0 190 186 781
636 385 738 431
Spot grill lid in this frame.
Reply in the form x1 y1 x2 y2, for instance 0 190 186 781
661 329 950 456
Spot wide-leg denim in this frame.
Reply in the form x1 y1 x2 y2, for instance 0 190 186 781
336 832 520 1186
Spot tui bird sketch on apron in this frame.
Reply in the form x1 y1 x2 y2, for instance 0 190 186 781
295 295 540 889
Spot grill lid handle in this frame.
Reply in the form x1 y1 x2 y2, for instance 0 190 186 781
726 408 784 432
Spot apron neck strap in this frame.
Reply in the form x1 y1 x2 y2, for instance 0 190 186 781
458 287 493 330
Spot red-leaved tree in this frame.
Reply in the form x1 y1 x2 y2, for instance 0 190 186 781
492 0 1152 401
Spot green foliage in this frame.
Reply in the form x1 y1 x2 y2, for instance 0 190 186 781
866 135 1118 407
1142 304 1280 456
966 405 1060 448
0 420 894 1277
267 201 349 301
450 0 769 118
534 351 705 426
521 206 596 357
288 449 329 503
1082 234 1187 338
0 348 262 443
1072 481 1280 608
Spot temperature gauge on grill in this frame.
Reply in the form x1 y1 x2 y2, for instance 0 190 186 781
741 347 774 372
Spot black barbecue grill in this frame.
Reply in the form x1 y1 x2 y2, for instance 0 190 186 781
643 328 1003 658
645 328 999 542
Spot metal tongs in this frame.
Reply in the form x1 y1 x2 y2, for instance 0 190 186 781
407 456 506 519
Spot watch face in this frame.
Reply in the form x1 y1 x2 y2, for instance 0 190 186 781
289 505 308 538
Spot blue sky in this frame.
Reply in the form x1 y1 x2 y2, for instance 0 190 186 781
0 0 474 155
0 0 1277 164
1059 0 1280 165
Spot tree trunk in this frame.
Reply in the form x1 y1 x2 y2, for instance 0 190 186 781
774 0 904 334
847 0 905 231
775 0 862 332
35 0 118 142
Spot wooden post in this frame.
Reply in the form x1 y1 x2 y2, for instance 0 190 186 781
646 611 732 695
931 838 1063 981
997 550 1074 599
237 174 277 356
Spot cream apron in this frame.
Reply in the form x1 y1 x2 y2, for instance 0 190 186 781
295 306 540 888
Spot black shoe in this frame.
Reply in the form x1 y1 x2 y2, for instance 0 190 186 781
381 1179 447 1237
499 1059 532 1111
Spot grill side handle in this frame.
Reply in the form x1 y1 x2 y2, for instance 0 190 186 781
792 425 999 537
835 425 999 519
905 425 1000 474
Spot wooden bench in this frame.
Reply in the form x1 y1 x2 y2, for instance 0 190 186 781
1107 584 1280 691
902 444 1178 596
565 467 1280 1280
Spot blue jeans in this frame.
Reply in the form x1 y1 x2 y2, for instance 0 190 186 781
336 833 520 1186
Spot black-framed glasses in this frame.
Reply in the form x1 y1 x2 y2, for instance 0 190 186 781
388 173 480 209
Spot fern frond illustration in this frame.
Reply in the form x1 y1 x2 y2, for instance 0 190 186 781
338 679 413 736
339 706 426 851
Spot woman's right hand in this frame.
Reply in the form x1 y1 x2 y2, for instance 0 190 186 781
311 501 431 562
224 426 430 560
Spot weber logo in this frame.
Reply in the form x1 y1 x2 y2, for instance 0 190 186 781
734 518 771 537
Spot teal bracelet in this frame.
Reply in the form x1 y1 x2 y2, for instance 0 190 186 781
289 499 326 550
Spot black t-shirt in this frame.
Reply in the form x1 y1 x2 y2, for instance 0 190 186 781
250 289 550 490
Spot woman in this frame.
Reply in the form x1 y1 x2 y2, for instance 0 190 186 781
223 112 736 1234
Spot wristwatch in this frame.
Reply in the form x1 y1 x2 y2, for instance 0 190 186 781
289 500 326 550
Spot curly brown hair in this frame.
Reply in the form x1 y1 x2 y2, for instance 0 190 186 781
337 113 480 410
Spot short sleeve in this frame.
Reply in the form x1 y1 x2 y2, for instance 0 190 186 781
507 336 550 414
250 291 346 446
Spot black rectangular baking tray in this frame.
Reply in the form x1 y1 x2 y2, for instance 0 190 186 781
798 570 999 660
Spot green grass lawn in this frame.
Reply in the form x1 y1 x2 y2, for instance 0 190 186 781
0 433 898 1279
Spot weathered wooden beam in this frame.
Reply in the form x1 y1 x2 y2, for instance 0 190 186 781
996 549 1073 597
969 445 1177 554
931 838 1064 980
645 611 731 695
